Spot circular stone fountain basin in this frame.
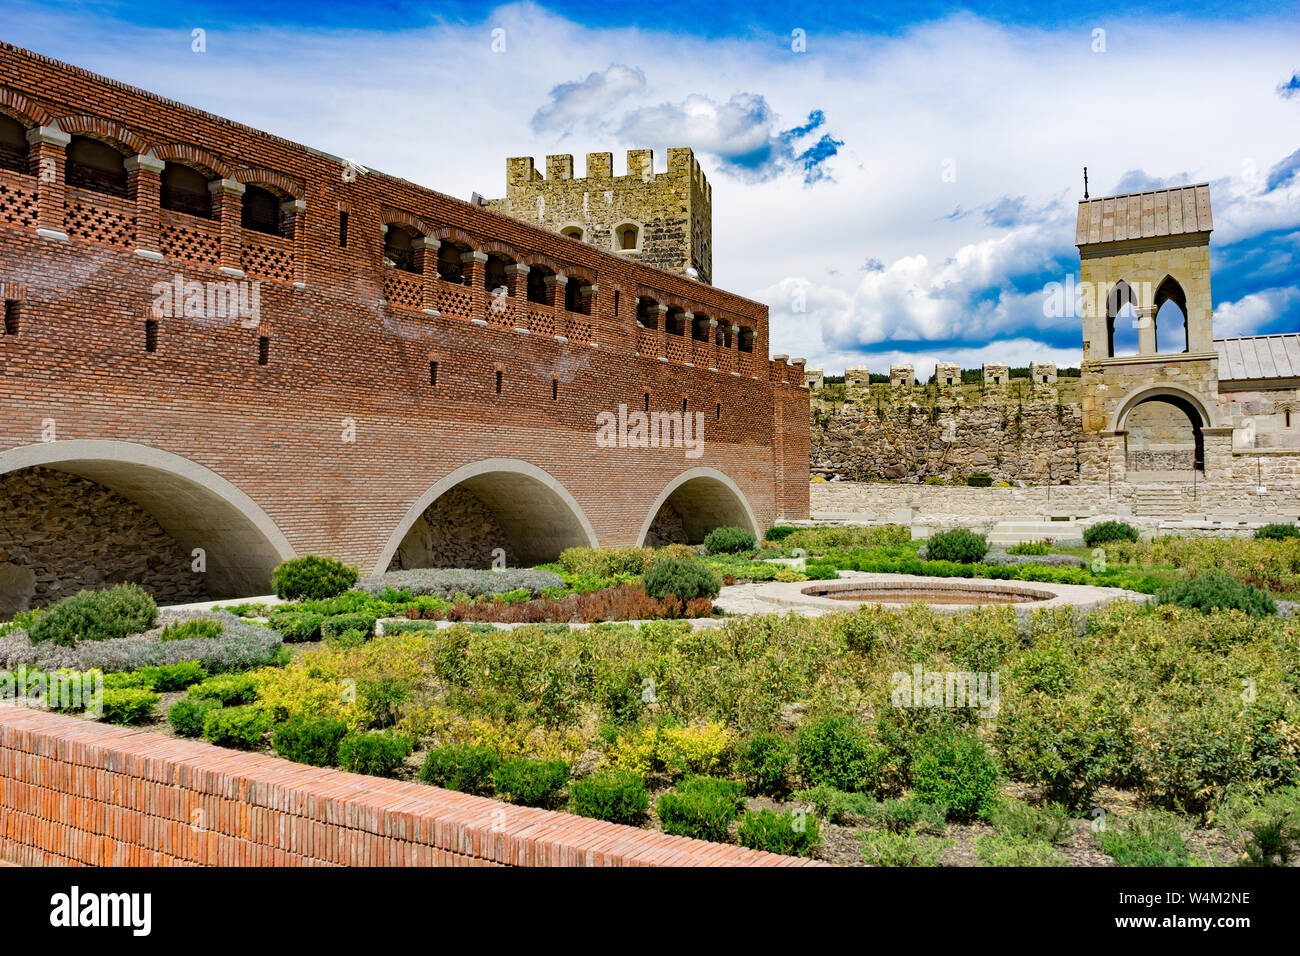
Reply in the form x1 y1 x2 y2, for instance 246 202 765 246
802 579 1054 606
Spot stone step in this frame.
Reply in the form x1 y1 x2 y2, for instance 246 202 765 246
986 519 1081 544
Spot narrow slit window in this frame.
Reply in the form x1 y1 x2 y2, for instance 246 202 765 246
1287 409 1293 428
551 378 558 400
145 318 158 353
338 210 348 247
258 336 269 365
613 290 620 315
495 370 503 394
716 403 721 420
682 397 687 413
429 361 438 386
3 300 17 335
644 392 649 412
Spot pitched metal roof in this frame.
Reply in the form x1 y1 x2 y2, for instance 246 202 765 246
1216 334 1300 382
1076 184 1212 246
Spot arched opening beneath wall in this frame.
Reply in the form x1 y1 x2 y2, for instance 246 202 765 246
1121 394 1205 474
436 239 471 284
0 441 294 614
638 469 759 547
160 161 213 218
484 252 512 295
526 264 555 304
1106 280 1140 357
65 135 127 197
0 113 30 174
383 223 419 273
379 459 598 572
1154 276 1189 354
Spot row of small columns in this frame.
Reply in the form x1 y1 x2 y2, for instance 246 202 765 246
24 121 308 286
639 300 747 373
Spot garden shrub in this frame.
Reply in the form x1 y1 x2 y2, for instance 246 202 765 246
796 715 885 794
737 808 820 858
980 796 1071 844
1223 789 1300 866
859 830 950 866
202 705 272 750
974 833 1067 867
418 744 499 795
136 660 207 692
908 726 999 820
703 526 756 555
271 555 359 600
557 546 649 577
1083 520 1139 547
1098 810 1192 866
28 584 158 646
270 610 326 643
606 721 734 778
1255 523 1300 540
159 618 224 642
1006 541 1051 556
492 758 570 809
337 731 413 777
272 715 349 767
1156 573 1276 618
793 785 876 824
965 473 992 487
98 687 161 725
168 696 220 737
656 776 746 842
353 568 562 600
764 526 798 544
780 525 910 554
188 672 259 706
569 770 649 825
737 732 794 797
320 612 377 644
641 557 722 603
924 529 989 564
864 797 949 834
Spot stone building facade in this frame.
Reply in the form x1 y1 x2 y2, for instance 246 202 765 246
0 42 808 609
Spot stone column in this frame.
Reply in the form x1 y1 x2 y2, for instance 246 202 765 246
413 237 440 315
280 198 307 288
208 178 246 277
505 263 529 298
579 283 597 315
1137 305 1157 355
707 317 719 370
650 303 668 360
544 273 567 308
681 311 695 365
124 151 166 261
26 122 71 242
462 250 487 288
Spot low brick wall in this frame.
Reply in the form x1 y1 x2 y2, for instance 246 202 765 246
0 709 814 867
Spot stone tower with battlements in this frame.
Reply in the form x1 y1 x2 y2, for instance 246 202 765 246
487 147 713 284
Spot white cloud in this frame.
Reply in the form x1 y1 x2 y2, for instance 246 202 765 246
531 64 646 135
1213 288 1300 338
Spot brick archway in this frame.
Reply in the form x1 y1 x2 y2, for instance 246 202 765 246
637 467 759 546
376 459 598 572
0 440 294 601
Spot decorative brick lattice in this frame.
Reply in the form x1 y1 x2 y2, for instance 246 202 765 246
160 213 220 267
383 270 423 311
438 281 476 320
717 349 735 374
528 304 556 337
241 235 295 284
0 172 37 230
738 353 755 375
693 340 712 367
64 189 135 250
667 336 689 364
565 315 592 344
636 327 656 355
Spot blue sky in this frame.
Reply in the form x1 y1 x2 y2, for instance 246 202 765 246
2 0 1298 374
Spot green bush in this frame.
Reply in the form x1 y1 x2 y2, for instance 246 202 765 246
1098 810 1192 866
1156 572 1276 617
492 758 570 809
656 776 745 842
188 672 258 706
1254 523 1300 540
764 526 798 543
980 796 1071 844
703 526 756 555
569 770 650 825
864 797 949 834
98 687 161 725
159 618 223 642
974 833 1067 867
556 546 650 577
858 829 950 866
137 660 207 692
168 697 220 737
640 557 721 602
270 610 326 643
1225 790 1300 866
337 731 413 777
202 705 272 750
320 612 377 644
418 744 499 796
1083 520 1139 547
737 808 820 857
796 715 884 794
737 732 794 797
1007 541 1051 556
924 529 989 564
272 715 349 766
271 555 359 601
966 473 992 488
908 727 999 821
28 584 158 646
793 785 876 824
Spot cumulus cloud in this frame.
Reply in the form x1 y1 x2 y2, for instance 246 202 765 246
1213 288 1300 338
1265 148 1300 191
1109 169 1195 194
530 64 646 135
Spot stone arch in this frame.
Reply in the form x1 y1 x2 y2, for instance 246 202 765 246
613 219 643 252
637 467 759 546
0 88 49 127
376 459 598 573
1153 274 1189 354
1106 279 1139 358
54 114 149 155
0 440 294 602
152 143 230 179
1112 382 1217 432
518 250 562 273
429 225 476 247
381 206 429 238
1113 385 1217 474
232 166 303 200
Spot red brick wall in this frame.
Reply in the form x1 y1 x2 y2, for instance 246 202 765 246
0 709 818 867
0 42 811 579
